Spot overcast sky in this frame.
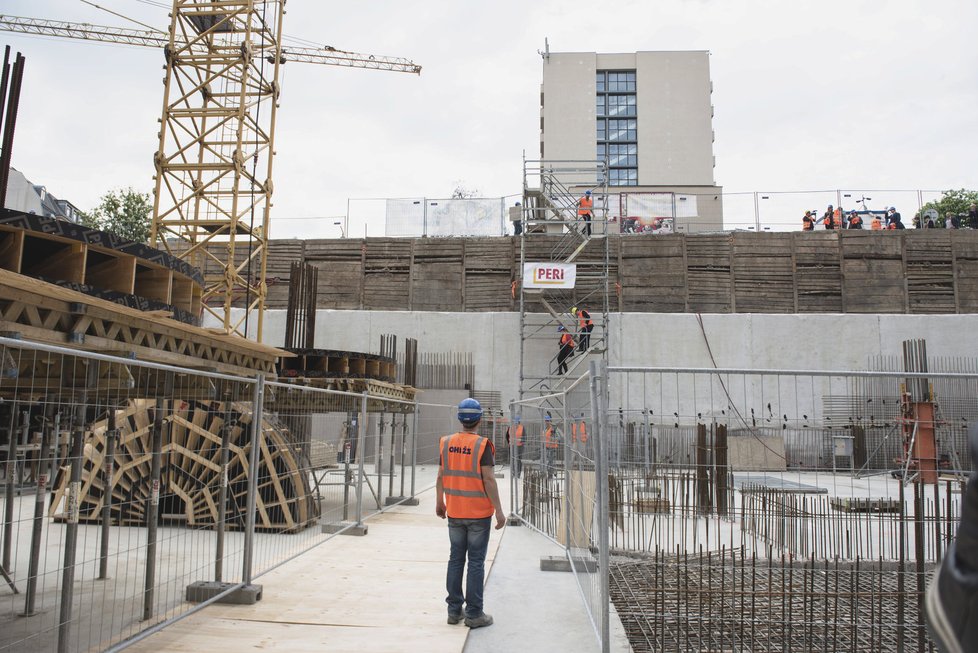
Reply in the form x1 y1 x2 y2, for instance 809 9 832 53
2 0 976 237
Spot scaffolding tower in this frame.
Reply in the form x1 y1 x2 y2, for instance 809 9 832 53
518 158 611 408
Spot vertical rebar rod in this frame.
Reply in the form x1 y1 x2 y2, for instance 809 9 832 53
57 400 86 653
0 53 24 209
97 409 117 581
143 395 165 621
23 407 52 615
243 374 265 585
376 412 384 508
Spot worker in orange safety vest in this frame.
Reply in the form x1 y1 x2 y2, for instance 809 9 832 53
571 416 589 456
436 398 506 628
578 190 594 237
571 306 594 352
543 414 561 477
556 325 575 375
505 415 525 477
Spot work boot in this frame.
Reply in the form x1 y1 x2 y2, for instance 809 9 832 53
447 612 462 625
926 425 978 653
465 613 493 628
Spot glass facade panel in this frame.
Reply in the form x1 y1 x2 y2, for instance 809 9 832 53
596 70 637 186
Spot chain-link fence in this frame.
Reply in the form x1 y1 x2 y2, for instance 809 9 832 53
0 337 458 653
510 362 978 652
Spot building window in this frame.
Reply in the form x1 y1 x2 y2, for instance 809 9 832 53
596 70 637 186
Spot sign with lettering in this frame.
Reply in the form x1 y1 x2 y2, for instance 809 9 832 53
523 262 577 289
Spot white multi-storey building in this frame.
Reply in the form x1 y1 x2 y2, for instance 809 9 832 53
540 50 723 232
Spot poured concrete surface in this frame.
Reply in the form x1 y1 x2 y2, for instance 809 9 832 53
124 470 628 653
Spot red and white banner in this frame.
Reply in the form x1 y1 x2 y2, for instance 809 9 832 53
523 262 577 289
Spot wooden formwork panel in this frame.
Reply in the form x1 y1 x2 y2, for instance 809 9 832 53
49 399 317 532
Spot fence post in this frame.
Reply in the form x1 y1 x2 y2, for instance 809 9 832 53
355 391 368 528
58 400 86 653
98 407 118 581
243 374 265 586
214 398 232 582
23 405 53 615
399 415 407 498
588 360 611 653
562 392 571 550
410 401 419 500
2 403 17 573
376 411 384 509
509 401 517 518
143 392 166 621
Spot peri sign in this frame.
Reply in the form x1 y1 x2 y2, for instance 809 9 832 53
523 262 577 289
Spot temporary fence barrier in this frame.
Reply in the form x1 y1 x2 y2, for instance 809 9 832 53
510 363 978 652
0 336 459 653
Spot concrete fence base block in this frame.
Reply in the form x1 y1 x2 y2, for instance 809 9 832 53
185 581 263 605
322 521 368 536
540 556 598 573
384 496 420 506
506 514 522 526
494 472 504 479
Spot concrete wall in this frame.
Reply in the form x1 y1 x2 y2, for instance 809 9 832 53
251 309 978 414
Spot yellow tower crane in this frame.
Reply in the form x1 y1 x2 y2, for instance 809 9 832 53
0 6 421 341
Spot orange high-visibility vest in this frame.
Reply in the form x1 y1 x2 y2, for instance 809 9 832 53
511 424 524 447
544 425 559 448
571 421 588 444
578 195 593 216
440 432 494 519
871 217 882 230
802 215 814 230
577 309 593 330
560 333 574 348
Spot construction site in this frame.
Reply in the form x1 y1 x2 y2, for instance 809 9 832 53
0 3 976 653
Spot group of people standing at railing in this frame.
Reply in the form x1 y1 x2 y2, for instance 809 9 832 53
803 203 978 232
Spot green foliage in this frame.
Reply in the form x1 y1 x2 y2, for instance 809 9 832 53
79 187 153 243
919 189 978 227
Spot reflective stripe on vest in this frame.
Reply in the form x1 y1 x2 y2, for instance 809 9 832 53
440 432 493 518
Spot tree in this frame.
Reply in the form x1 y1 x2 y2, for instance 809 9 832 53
79 187 153 243
450 180 480 199
919 189 978 227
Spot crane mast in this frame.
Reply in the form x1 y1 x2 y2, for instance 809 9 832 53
0 7 421 340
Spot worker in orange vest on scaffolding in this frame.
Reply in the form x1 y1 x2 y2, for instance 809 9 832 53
578 190 593 237
543 414 561 478
505 415 525 478
571 306 593 352
556 325 575 375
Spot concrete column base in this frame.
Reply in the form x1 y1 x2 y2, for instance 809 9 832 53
185 581 263 604
384 496 420 506
322 521 368 536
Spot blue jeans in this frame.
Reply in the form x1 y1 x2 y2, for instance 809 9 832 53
446 516 491 618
